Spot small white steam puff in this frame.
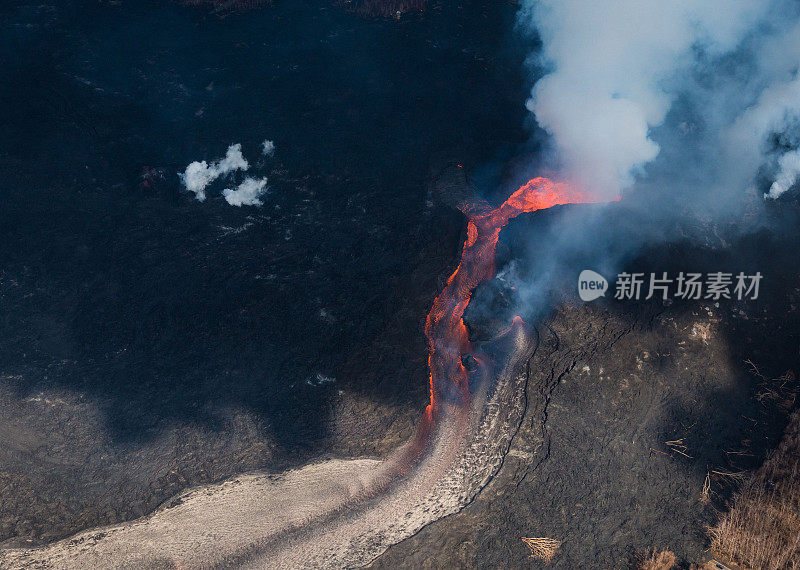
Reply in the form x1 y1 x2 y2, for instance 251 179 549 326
223 177 269 207
768 149 800 199
178 140 277 206
179 143 249 202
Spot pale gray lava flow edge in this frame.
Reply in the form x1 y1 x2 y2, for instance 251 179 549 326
0 326 534 569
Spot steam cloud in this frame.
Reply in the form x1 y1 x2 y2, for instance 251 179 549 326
179 143 249 202
223 176 269 207
769 150 800 199
475 1 800 327
520 0 800 202
179 141 276 205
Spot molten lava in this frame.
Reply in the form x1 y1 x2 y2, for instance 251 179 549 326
424 177 586 417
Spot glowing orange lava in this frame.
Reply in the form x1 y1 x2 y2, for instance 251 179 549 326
423 177 586 417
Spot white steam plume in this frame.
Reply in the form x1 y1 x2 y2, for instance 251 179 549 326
179 143 249 202
223 176 269 207
768 149 800 199
520 0 800 202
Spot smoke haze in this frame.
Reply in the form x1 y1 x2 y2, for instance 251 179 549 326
466 2 800 327
519 0 800 203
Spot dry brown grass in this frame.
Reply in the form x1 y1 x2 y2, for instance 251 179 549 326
639 549 677 570
701 472 712 504
521 536 562 563
709 409 800 570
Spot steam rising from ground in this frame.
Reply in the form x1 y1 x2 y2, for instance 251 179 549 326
179 141 276 205
520 0 800 202
179 143 249 202
223 176 269 206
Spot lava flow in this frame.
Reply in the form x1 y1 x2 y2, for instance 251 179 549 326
423 176 586 420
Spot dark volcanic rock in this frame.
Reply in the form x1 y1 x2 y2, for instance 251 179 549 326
371 298 799 568
339 0 428 18
371 213 800 568
174 0 273 15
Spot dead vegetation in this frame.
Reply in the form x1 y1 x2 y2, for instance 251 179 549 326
708 409 800 569
647 367 800 570
521 536 562 563
665 437 692 458
746 365 798 413
639 550 677 570
638 551 735 570
701 472 712 504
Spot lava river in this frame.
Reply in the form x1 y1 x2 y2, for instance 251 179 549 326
424 176 586 415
